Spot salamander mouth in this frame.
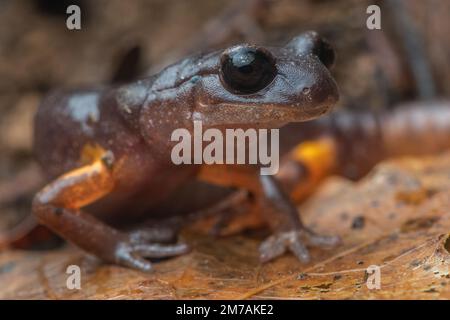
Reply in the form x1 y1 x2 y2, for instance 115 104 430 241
193 102 333 128
302 104 333 118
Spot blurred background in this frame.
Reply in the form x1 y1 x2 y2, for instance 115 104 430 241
0 0 449 238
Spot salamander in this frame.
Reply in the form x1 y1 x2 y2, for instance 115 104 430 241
26 31 340 272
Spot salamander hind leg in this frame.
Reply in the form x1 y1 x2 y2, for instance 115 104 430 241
32 150 188 272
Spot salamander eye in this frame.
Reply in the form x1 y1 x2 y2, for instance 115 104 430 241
220 46 277 94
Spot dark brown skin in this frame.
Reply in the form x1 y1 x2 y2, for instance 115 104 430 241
32 31 339 272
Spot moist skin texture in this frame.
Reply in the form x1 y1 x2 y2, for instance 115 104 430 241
32 31 340 271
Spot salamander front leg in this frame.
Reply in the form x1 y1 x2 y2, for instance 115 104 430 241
32 159 188 272
258 175 340 263
198 165 339 264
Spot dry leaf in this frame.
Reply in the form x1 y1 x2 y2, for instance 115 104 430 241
1 152 450 299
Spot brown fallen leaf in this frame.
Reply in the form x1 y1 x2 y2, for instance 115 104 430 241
1 152 450 299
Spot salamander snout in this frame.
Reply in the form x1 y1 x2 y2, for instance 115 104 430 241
279 31 339 120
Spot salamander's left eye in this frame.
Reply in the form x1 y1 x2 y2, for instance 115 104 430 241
220 46 276 94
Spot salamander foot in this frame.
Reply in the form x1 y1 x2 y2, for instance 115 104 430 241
259 228 340 263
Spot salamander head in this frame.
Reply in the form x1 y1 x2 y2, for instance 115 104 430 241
192 31 339 128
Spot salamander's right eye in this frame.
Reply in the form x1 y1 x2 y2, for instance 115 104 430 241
286 31 335 69
220 46 277 95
